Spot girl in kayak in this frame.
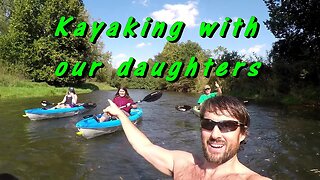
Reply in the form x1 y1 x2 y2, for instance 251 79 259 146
55 87 78 108
99 87 137 122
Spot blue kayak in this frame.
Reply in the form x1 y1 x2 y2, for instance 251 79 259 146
24 103 96 120
76 108 143 139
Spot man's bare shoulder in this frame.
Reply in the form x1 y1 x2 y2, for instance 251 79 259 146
171 150 200 163
170 150 192 165
238 164 271 180
216 173 271 180
247 173 271 180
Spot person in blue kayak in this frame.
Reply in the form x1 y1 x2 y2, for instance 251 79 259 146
197 81 222 105
103 96 270 179
55 87 78 108
98 87 137 122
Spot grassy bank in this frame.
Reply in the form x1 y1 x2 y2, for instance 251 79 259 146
0 82 88 99
229 86 320 107
0 63 115 98
0 80 115 99
79 81 116 91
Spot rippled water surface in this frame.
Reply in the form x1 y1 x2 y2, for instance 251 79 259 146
0 89 319 179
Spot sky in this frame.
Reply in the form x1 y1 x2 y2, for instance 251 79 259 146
83 0 276 68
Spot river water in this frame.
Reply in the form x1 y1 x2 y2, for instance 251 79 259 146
0 89 319 179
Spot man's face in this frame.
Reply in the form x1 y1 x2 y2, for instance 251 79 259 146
204 88 211 95
201 110 246 165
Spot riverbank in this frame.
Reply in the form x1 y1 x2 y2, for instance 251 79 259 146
0 62 115 99
1 62 318 107
229 87 320 109
0 81 115 99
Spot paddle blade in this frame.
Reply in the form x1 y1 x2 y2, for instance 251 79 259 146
83 114 94 119
142 91 162 102
82 102 97 109
41 100 54 106
175 105 192 112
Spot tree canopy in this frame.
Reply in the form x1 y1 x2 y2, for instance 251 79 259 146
0 0 102 86
264 0 320 93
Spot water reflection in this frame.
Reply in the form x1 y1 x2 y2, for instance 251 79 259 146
269 108 320 179
0 90 319 179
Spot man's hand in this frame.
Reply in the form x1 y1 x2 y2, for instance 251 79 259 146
215 81 223 95
215 81 220 88
103 99 126 117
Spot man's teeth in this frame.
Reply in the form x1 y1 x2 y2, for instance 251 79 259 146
210 144 224 148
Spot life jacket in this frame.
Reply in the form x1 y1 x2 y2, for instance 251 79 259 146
65 95 73 106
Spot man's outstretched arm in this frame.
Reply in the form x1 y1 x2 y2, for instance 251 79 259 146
103 99 175 176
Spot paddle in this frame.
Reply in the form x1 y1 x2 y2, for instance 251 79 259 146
119 91 163 109
41 100 55 107
83 91 163 119
175 100 249 112
175 105 192 112
77 102 97 109
41 100 96 109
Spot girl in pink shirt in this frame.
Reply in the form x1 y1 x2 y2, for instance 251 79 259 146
99 87 137 122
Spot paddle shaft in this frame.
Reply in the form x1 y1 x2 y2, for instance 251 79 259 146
119 91 162 109
119 100 141 109
41 100 95 109
176 100 249 112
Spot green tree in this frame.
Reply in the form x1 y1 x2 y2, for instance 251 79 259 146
0 0 97 86
94 51 112 83
90 40 113 83
264 0 320 93
155 40 210 92
0 0 13 35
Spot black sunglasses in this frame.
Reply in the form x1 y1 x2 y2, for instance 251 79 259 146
200 118 246 133
204 88 211 90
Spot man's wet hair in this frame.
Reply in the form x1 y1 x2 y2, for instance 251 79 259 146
0 173 19 180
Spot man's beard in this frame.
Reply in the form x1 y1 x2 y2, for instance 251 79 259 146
201 133 240 165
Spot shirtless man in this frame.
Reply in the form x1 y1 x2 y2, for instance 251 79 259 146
103 96 270 179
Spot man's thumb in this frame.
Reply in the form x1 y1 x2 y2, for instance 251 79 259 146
107 99 113 105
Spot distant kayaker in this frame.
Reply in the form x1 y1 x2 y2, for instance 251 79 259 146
103 96 270 180
99 87 137 122
197 81 222 105
55 87 78 108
